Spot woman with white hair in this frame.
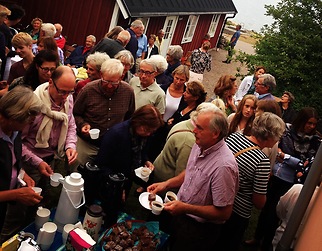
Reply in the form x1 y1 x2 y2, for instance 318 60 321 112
149 54 168 85
114 50 134 83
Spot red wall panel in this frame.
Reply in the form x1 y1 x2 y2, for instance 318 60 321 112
13 0 115 46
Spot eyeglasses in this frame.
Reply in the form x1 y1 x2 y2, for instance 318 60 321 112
255 81 266 86
101 79 120 85
138 70 155 76
52 79 75 96
39 66 56 73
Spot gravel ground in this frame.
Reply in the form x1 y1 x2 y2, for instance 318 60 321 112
203 40 255 99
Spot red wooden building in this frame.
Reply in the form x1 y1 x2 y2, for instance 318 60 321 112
2 0 237 55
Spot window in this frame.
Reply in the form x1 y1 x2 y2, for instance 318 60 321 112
208 15 219 37
182 15 199 43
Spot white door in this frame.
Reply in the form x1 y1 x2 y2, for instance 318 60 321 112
160 16 178 57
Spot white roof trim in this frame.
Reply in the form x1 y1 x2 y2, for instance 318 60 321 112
116 0 129 19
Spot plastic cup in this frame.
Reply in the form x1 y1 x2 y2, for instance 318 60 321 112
35 207 51 231
151 201 164 215
141 167 150 177
62 224 75 244
89 129 100 139
50 173 63 187
164 191 177 203
32 187 42 195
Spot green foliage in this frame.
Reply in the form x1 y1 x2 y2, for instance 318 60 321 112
236 0 322 115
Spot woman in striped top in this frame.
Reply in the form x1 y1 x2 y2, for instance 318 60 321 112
217 112 285 251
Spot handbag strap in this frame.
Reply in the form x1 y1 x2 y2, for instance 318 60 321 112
234 145 260 158
166 129 193 140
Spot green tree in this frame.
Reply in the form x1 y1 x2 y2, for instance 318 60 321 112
236 0 322 114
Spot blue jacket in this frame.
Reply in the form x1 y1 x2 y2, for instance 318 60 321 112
95 120 148 179
273 125 321 183
65 46 91 67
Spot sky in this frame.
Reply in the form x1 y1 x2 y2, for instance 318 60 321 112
231 0 280 32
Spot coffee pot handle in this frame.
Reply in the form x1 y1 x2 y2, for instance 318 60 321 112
65 188 86 209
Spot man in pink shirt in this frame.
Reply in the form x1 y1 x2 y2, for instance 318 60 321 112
148 103 239 251
22 65 77 183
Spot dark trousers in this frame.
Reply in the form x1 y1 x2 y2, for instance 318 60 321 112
170 215 222 251
254 176 293 251
217 211 249 251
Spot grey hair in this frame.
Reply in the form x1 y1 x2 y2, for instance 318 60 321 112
41 23 56 37
131 19 144 28
149 55 168 74
158 29 165 35
100 58 124 77
190 102 228 140
252 112 285 141
0 86 42 122
87 35 96 43
258 73 276 92
140 58 158 72
86 52 110 71
114 50 134 67
167 45 183 62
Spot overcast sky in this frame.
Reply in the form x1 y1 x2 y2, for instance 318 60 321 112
231 0 280 32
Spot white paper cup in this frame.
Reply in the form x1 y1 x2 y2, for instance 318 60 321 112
62 223 75 244
37 222 57 250
35 207 51 231
164 191 178 203
50 173 63 187
89 129 100 139
32 187 42 195
151 201 164 215
141 167 150 177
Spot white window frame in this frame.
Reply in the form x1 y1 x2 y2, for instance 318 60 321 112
208 14 220 37
181 15 199 43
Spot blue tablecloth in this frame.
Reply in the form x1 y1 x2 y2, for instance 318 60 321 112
23 212 168 251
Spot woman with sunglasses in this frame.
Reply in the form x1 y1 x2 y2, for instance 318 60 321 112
9 50 59 91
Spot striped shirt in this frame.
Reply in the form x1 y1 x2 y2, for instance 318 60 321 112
225 133 270 218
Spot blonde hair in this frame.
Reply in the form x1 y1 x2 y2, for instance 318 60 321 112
0 5 11 17
211 98 226 114
12 32 33 47
31 17 42 25
0 86 42 122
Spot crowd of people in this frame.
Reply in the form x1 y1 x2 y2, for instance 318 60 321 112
0 4 321 251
